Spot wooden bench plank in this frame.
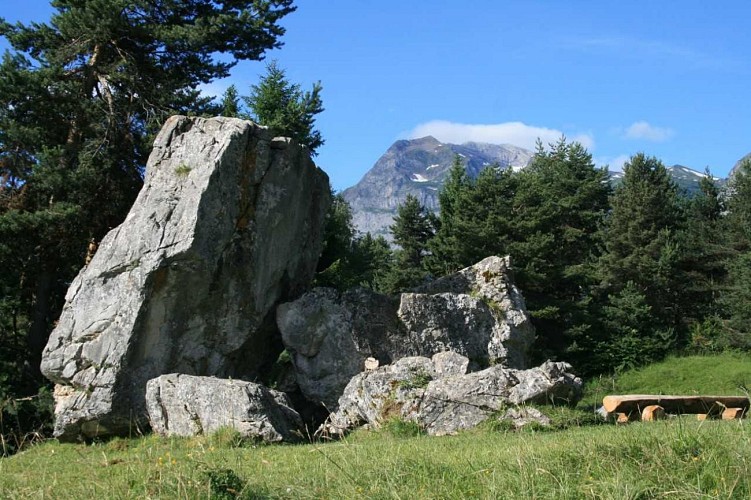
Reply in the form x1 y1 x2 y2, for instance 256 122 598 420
603 395 749 415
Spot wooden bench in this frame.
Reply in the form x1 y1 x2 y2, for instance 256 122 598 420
603 395 749 422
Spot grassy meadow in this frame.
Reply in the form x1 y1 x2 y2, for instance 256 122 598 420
1 353 750 499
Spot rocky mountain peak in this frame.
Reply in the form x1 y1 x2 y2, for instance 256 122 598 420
342 137 534 238
730 152 751 178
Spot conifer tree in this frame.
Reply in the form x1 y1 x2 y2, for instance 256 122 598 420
427 156 517 275
243 60 324 154
680 171 729 322
595 153 687 365
221 84 242 118
314 194 393 291
380 194 435 293
426 154 468 274
721 159 751 348
510 139 610 363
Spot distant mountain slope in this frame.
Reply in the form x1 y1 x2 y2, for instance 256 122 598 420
341 136 533 238
343 137 729 239
667 165 723 195
730 152 751 178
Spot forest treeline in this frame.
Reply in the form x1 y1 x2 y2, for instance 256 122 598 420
317 143 751 375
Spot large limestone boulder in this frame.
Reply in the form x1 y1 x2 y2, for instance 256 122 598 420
145 374 302 442
277 256 535 409
41 116 330 440
325 354 581 437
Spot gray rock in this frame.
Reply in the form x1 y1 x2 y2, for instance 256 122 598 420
431 351 469 378
417 366 516 436
277 256 535 409
398 293 500 368
325 354 582 436
145 374 302 442
508 360 583 406
412 255 535 369
499 407 551 429
277 287 404 409
324 356 435 434
41 116 330 440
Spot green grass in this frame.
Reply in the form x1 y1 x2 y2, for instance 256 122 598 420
2 421 750 498
1 353 750 498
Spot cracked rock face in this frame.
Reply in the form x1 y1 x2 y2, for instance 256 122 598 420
41 116 330 440
145 374 302 442
325 355 581 436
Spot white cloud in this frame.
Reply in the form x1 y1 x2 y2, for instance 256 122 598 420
623 121 674 142
405 120 595 151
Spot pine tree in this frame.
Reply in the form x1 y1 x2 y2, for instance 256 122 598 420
221 85 242 118
426 154 469 274
380 195 435 293
349 233 393 291
510 139 610 363
680 171 730 322
721 158 751 348
595 153 687 366
316 193 356 274
314 194 393 291
0 0 295 394
243 60 324 154
427 156 517 275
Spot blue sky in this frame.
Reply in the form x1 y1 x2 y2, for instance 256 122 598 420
3 1 751 190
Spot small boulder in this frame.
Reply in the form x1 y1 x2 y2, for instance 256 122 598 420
364 357 379 371
145 374 302 443
498 407 552 429
325 356 435 434
432 351 469 378
508 361 582 406
326 354 582 436
417 366 517 435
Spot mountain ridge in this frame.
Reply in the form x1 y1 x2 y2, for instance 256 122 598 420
342 136 739 239
341 137 533 238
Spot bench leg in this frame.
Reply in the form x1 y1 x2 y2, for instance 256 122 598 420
722 408 745 420
641 405 666 421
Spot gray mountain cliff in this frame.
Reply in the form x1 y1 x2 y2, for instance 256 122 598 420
341 136 533 238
